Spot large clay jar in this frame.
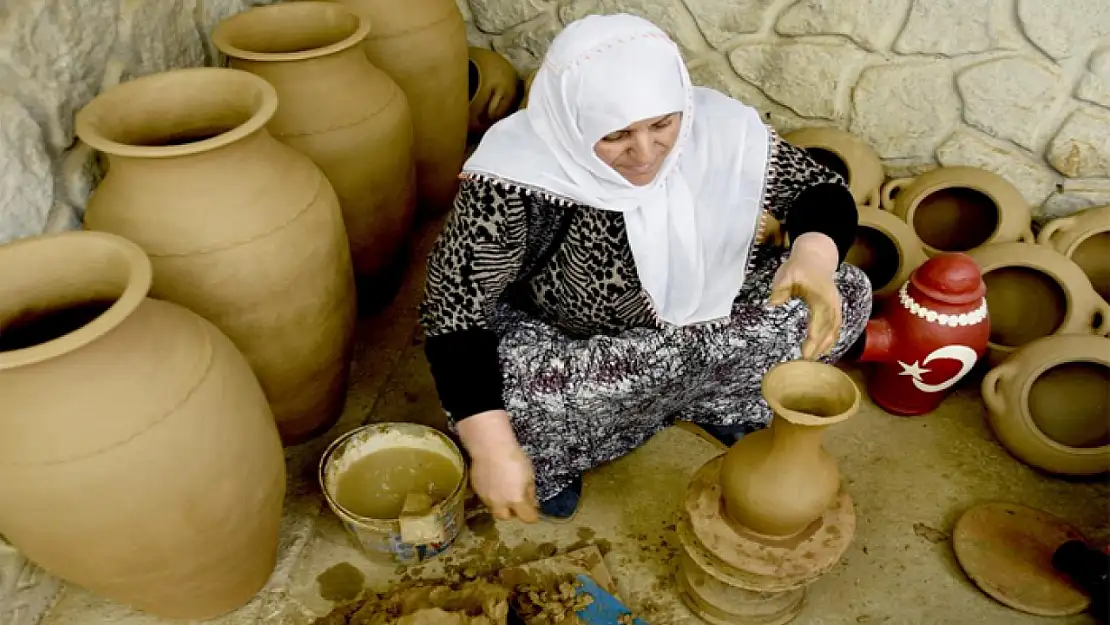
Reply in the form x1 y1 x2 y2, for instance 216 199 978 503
967 242 1110 367
783 127 885 209
331 0 468 213
982 335 1110 475
1038 205 1110 307
0 232 285 619
519 69 537 110
847 207 928 300
468 46 520 135
881 166 1035 256
77 67 357 445
213 2 417 290
720 360 861 537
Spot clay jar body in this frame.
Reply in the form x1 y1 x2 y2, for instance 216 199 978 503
1038 205 1110 307
78 67 357 445
0 232 285 619
858 253 991 416
467 46 520 135
983 335 1110 475
331 0 468 213
214 2 417 288
720 361 861 537
967 242 1110 367
848 207 928 300
881 166 1035 256
783 127 885 209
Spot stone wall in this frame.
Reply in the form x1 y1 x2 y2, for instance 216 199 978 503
0 0 276 245
462 0 1110 219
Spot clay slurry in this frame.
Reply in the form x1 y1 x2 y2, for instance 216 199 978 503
334 447 462 520
0 300 114 352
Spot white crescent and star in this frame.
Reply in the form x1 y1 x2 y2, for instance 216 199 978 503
897 344 979 394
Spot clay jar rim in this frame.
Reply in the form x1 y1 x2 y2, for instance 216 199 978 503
212 2 371 64
761 360 861 427
0 232 152 371
74 67 279 160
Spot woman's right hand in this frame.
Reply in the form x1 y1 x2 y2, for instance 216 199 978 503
456 410 539 523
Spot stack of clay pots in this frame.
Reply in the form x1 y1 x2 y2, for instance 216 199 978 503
0 0 477 619
784 129 1110 478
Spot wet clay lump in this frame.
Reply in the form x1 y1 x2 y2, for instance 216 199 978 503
336 448 462 519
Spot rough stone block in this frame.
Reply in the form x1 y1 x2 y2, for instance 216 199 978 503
729 42 866 119
936 129 1059 207
1017 0 1110 60
491 14 563 71
197 0 254 65
1076 48 1110 108
0 0 120 153
469 0 550 32
776 0 909 52
0 95 54 245
1041 186 1110 219
958 57 1064 151
850 61 960 159
0 542 63 625
682 0 776 49
893 0 994 55
596 0 707 57
687 58 810 131
114 0 206 82
1048 107 1110 178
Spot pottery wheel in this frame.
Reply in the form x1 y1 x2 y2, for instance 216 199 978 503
953 501 1091 616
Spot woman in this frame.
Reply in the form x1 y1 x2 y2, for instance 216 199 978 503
420 14 871 522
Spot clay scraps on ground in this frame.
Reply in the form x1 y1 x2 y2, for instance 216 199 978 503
311 579 510 625
317 562 367 602
512 576 594 624
912 522 949 544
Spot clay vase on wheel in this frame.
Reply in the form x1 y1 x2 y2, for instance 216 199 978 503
467 46 519 135
330 0 468 214
0 232 285 619
982 335 1110 475
77 67 357 445
783 127 885 209
720 360 861 537
881 166 1035 256
847 207 928 301
967 242 1110 367
214 1 417 298
1038 205 1110 308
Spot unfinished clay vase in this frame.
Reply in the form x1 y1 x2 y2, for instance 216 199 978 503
967 242 1110 367
881 166 1035 256
468 46 520 134
847 207 928 300
720 360 861 537
214 2 417 289
783 127 884 209
857 253 990 416
77 67 357 445
0 232 285 619
982 335 1110 475
1038 205 1110 307
331 0 467 213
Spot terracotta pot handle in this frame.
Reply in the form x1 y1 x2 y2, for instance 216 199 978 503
1036 215 1077 246
880 178 913 212
861 186 881 211
1092 300 1110 336
1018 227 1036 244
981 364 1008 414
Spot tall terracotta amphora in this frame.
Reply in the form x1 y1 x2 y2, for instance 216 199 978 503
77 67 356 445
720 360 861 536
330 0 468 214
0 232 285 619
213 2 417 300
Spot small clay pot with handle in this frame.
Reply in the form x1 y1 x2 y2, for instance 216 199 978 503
982 334 1110 476
1037 205 1110 308
847 207 928 300
467 47 520 134
783 127 884 209
881 166 1035 256
968 242 1110 366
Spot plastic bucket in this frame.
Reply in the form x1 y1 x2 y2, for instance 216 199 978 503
318 422 467 565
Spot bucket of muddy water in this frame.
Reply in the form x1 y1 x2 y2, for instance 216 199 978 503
318 423 467 565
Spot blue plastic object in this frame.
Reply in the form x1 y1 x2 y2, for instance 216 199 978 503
573 574 649 625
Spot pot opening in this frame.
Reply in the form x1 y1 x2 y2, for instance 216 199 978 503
468 59 480 101
1028 361 1109 449
913 187 998 252
984 267 1066 348
221 8 361 56
1072 232 1110 303
804 147 850 182
846 225 900 292
0 301 115 353
764 362 858 422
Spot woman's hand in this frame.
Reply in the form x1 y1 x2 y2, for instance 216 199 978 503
768 232 842 360
456 410 539 523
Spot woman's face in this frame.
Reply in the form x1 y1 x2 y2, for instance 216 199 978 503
593 112 682 186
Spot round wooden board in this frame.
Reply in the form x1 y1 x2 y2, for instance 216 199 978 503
953 501 1091 616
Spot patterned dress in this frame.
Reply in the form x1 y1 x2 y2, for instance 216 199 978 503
420 131 872 501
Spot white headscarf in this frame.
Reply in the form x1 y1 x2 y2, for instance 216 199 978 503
464 14 771 326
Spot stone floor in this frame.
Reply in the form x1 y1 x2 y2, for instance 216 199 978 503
14 215 1110 625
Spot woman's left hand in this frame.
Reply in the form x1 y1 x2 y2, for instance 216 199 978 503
768 232 842 360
